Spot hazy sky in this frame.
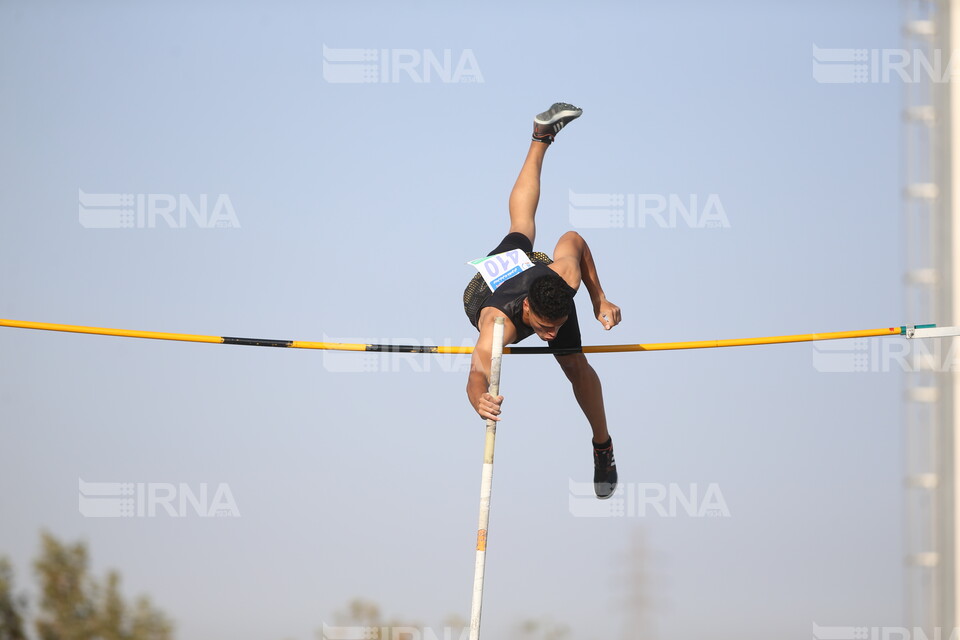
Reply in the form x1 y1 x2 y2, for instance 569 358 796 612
0 1 917 639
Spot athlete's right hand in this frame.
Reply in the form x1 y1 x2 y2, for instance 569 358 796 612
477 392 504 421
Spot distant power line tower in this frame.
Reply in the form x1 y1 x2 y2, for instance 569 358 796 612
903 0 955 630
619 527 655 640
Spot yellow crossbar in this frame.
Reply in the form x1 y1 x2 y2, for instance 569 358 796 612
0 318 908 355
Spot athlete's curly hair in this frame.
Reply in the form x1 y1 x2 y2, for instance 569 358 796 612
527 274 575 321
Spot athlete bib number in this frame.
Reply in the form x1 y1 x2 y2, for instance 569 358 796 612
467 249 535 292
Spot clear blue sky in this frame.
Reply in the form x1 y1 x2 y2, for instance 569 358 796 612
0 1 910 639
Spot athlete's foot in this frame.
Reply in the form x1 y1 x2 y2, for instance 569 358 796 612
592 437 618 499
532 102 582 144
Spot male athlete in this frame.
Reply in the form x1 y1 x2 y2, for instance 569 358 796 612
463 103 622 499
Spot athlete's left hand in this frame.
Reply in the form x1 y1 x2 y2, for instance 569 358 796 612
595 299 622 330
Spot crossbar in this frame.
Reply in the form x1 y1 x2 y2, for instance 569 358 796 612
0 319 938 355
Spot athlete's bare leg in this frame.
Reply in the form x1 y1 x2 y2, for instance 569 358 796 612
555 353 609 444
507 141 549 245
506 102 583 245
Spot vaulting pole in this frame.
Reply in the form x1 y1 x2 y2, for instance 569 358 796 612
468 316 504 640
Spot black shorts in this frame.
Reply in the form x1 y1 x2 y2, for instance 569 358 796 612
487 231 534 256
465 232 582 352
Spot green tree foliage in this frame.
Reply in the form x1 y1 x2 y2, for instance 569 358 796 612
0 557 27 640
0 532 174 640
33 534 98 640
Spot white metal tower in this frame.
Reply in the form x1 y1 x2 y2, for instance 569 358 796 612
903 0 954 630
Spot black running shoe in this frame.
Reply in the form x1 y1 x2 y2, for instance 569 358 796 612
533 102 582 144
593 437 618 500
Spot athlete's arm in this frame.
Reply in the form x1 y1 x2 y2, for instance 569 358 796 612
467 307 516 421
550 231 622 330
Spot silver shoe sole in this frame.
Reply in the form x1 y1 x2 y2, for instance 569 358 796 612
534 102 582 125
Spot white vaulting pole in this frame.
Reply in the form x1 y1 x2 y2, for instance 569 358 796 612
469 316 504 640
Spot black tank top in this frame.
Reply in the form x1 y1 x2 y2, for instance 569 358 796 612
477 264 558 343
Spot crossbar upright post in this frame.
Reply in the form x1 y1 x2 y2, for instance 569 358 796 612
469 316 504 640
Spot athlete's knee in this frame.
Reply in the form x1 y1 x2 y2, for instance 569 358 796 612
508 224 535 246
555 352 591 381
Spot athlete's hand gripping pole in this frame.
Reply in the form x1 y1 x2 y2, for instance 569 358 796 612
468 316 504 640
